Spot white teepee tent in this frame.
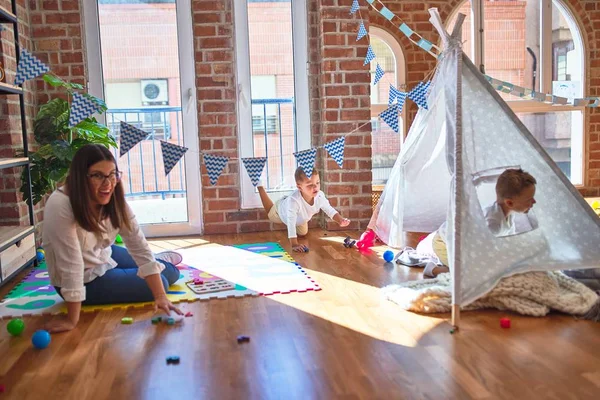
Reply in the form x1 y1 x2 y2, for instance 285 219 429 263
369 10 600 326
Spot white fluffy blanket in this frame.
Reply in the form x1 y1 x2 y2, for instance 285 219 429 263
382 271 599 317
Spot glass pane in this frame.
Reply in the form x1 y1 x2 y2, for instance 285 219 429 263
516 111 583 184
551 1 583 98
370 36 397 105
248 0 296 190
484 0 539 101
371 117 403 185
98 0 188 224
448 1 472 60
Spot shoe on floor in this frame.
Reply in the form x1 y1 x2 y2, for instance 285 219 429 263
155 251 183 266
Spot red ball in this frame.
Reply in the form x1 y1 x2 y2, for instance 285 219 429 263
500 318 511 329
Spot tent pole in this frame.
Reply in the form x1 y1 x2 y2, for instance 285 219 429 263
451 304 460 328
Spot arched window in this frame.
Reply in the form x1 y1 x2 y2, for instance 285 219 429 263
369 27 406 186
449 0 585 185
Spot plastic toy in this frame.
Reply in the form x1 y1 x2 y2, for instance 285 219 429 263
500 317 511 329
7 318 25 336
193 278 204 285
115 234 123 244
151 317 162 324
36 249 45 262
121 317 133 324
31 330 51 349
167 317 175 325
184 312 193 317
356 230 375 251
383 250 394 263
166 356 180 365
592 200 600 216
343 237 356 248
237 335 250 343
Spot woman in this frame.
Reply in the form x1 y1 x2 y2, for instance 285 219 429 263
43 144 183 333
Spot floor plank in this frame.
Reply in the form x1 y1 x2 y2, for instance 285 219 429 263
1 229 599 399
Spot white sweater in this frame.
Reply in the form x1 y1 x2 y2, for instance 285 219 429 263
277 190 338 238
42 190 164 302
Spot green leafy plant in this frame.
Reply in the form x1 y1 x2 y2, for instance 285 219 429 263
21 74 117 205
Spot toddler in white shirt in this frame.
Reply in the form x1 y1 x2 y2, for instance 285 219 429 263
424 168 537 277
258 167 350 252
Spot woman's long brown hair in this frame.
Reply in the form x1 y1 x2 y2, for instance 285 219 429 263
65 144 131 233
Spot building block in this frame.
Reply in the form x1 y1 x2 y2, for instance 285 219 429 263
237 335 250 343
151 317 162 324
121 317 133 325
500 318 511 329
166 356 180 365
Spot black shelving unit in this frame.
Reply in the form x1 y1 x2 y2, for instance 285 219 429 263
0 1 37 287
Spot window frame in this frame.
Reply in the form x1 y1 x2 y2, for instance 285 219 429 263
450 0 587 186
81 0 203 236
234 0 311 209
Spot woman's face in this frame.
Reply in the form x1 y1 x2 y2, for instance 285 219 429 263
87 160 119 207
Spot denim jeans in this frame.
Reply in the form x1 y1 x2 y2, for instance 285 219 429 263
55 245 180 305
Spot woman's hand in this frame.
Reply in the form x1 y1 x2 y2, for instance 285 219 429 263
44 315 77 333
154 295 183 316
292 244 309 253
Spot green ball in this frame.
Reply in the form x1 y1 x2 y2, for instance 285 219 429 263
7 318 25 336
115 234 123 244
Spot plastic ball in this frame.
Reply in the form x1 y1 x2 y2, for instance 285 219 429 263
7 318 25 336
383 250 394 263
115 234 123 244
36 250 45 262
31 330 51 349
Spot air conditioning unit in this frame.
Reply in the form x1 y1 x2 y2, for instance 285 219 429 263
141 79 168 105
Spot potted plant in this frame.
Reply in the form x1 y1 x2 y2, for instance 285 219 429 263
21 74 117 205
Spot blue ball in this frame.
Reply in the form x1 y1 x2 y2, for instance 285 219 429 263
31 329 51 349
36 250 45 262
383 250 394 263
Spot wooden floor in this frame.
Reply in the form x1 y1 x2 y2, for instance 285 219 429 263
1 229 600 400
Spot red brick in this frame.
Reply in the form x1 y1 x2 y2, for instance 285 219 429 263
204 223 238 234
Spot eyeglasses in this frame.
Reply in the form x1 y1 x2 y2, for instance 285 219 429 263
87 171 123 184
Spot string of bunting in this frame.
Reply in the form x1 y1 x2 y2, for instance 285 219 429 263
363 0 600 108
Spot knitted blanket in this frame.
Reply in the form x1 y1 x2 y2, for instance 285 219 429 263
382 271 600 318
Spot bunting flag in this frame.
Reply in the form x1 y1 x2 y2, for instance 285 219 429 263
69 92 103 127
160 140 188 176
373 64 384 85
13 49 49 86
119 121 149 157
408 81 431 110
396 91 408 113
364 45 376 66
323 137 346 169
242 157 267 187
357 21 368 41
388 84 401 106
379 103 399 133
350 0 359 14
293 148 317 178
203 154 229 185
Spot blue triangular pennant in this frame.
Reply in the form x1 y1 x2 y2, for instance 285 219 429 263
357 21 367 41
323 137 345 169
408 81 431 110
69 92 102 127
13 49 49 85
119 122 149 157
203 154 229 185
293 148 317 178
396 91 408 113
160 140 188 176
350 0 359 14
242 157 267 187
388 85 400 106
379 103 399 133
373 64 384 85
363 45 375 65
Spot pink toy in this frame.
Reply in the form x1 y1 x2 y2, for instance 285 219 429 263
356 230 375 251
500 318 511 329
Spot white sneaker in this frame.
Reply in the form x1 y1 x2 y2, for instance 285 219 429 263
155 251 183 266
